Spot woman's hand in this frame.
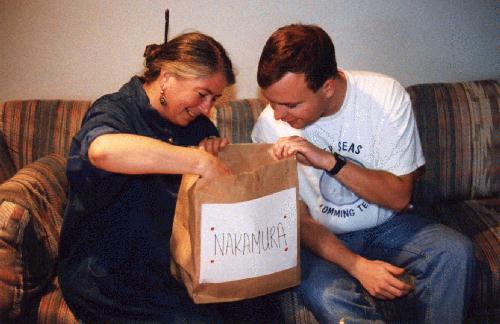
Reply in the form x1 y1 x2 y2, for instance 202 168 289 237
199 136 229 156
197 136 231 178
88 133 232 178
197 152 232 179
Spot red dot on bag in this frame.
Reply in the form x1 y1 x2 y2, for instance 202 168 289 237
284 215 287 219
285 247 288 252
211 260 214 263
211 227 215 231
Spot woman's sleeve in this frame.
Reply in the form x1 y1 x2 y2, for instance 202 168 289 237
66 99 135 211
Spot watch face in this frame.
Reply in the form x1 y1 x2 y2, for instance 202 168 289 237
335 153 347 163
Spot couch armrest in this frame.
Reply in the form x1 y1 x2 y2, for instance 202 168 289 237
0 154 67 320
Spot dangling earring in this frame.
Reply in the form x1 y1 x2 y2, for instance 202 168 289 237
159 89 167 106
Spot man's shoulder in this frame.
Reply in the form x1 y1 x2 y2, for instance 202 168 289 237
347 70 400 85
255 104 274 122
252 105 301 143
255 105 300 131
345 70 408 104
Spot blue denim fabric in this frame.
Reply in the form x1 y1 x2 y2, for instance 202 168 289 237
297 213 475 324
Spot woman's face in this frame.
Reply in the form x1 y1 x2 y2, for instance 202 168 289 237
160 72 227 126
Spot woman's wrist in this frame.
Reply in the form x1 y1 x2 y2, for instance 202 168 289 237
193 149 212 176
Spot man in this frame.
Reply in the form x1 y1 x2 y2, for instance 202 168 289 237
251 24 474 323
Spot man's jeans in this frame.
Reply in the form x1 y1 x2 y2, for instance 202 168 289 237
297 213 475 324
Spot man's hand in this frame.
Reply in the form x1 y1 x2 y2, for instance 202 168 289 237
351 258 414 300
273 136 332 169
301 205 414 301
199 136 229 156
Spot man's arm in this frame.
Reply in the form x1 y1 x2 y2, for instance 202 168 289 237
328 156 419 211
299 200 414 300
274 136 420 211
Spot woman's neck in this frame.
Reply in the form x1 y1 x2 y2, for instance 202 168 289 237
143 80 162 111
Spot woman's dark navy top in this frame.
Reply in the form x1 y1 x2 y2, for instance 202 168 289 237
57 76 218 322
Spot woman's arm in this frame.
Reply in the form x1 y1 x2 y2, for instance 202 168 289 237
88 133 231 179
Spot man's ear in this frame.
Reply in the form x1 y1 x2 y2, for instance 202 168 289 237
321 78 336 98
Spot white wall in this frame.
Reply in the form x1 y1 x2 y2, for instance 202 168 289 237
1 0 498 102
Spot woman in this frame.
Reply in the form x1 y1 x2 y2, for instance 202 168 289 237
58 32 235 323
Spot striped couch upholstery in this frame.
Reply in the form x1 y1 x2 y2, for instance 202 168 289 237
0 79 498 323
408 80 499 323
0 100 91 324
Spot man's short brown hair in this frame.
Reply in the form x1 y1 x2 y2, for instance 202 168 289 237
257 24 338 92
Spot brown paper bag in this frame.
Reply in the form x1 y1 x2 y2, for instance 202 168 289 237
170 143 300 303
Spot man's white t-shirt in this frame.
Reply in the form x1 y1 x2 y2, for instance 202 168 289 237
251 70 425 234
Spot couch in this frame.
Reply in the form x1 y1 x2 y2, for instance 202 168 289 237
0 79 497 323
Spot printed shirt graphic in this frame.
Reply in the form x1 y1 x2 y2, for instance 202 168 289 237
251 70 425 234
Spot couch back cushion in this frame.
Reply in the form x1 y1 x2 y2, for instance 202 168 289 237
214 99 267 143
0 154 67 320
0 100 91 170
0 135 16 183
408 80 499 204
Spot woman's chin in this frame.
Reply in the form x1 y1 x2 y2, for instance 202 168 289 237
175 118 193 127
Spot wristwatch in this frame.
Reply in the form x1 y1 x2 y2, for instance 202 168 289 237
327 152 347 176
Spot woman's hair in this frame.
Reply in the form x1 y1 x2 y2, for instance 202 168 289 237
142 32 235 85
257 24 337 92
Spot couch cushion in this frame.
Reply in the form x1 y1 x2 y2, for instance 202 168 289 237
214 99 266 143
0 135 16 184
276 290 319 324
0 154 67 320
0 100 91 170
408 80 499 204
37 278 77 324
417 198 499 321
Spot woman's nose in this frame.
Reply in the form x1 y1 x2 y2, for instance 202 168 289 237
199 97 213 116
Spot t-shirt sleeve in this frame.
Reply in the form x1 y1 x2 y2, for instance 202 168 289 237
251 105 301 143
251 105 276 143
77 98 137 159
376 84 425 176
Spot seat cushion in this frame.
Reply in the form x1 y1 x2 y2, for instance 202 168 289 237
0 154 67 320
37 278 77 324
275 290 319 324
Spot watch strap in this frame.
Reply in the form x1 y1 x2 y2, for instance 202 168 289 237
327 152 346 176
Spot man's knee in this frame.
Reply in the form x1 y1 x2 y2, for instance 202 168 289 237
433 229 475 270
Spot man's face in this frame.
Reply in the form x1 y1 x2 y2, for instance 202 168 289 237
262 72 330 129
